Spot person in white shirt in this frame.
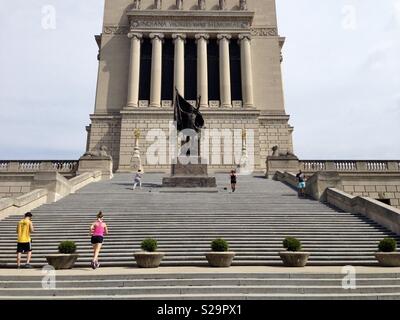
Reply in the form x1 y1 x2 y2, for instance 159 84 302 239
133 170 143 190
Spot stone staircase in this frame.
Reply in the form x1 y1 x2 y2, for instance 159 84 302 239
0 174 398 268
1 272 400 300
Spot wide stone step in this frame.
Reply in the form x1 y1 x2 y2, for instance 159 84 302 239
3 284 400 296
3 278 400 288
1 173 398 268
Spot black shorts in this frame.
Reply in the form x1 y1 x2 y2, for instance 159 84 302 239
17 242 32 253
91 236 104 244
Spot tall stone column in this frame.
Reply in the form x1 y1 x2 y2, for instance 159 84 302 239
217 34 232 108
149 33 164 108
126 33 143 108
195 34 210 108
172 33 186 97
239 34 254 108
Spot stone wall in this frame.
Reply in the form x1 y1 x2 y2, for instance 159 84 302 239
326 188 400 236
116 110 264 171
88 115 122 171
0 179 32 198
0 171 104 220
274 171 400 210
341 176 400 209
89 111 295 173
259 115 294 161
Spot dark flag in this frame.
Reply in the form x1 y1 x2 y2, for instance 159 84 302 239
174 89 205 133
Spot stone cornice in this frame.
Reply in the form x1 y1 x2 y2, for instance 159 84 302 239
120 109 260 117
103 25 279 39
127 10 255 19
258 114 291 122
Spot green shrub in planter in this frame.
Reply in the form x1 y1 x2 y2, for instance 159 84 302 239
141 238 158 252
378 238 397 253
211 239 229 252
283 237 302 252
58 241 77 254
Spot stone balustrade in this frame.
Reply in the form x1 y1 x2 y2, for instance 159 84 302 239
0 160 78 174
0 171 103 219
300 160 400 174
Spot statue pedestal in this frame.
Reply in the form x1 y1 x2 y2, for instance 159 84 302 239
162 157 216 188
266 155 299 178
77 155 113 180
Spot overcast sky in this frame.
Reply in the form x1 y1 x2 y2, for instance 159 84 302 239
0 1 399 160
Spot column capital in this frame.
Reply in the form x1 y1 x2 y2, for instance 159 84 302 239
217 34 232 41
149 33 165 40
172 33 186 41
195 33 210 41
127 32 143 40
238 34 252 41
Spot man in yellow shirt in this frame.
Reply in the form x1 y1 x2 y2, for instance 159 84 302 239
16 212 34 269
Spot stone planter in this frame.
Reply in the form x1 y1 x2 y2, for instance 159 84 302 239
205 252 235 267
279 251 310 267
46 254 79 270
375 252 400 267
134 252 165 268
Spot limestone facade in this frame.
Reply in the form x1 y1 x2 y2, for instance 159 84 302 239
87 0 294 172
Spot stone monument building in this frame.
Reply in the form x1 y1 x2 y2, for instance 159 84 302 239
86 0 294 172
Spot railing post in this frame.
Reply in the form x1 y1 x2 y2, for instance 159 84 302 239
7 161 20 172
356 161 368 171
387 161 399 171
40 162 55 172
325 161 336 171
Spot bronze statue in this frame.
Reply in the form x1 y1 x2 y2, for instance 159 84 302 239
174 90 204 134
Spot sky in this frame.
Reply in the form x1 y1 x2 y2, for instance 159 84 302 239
0 0 399 160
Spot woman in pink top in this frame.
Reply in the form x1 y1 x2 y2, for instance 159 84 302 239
90 211 109 269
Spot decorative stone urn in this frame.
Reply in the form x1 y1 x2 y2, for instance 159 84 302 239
375 252 400 267
46 254 79 270
205 252 236 268
279 252 310 267
134 252 165 268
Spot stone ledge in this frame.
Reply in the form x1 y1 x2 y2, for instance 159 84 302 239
13 189 48 208
327 188 400 236
0 171 105 220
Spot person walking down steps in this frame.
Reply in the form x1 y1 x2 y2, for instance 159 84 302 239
16 212 34 269
296 170 307 198
133 169 143 190
90 211 109 270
